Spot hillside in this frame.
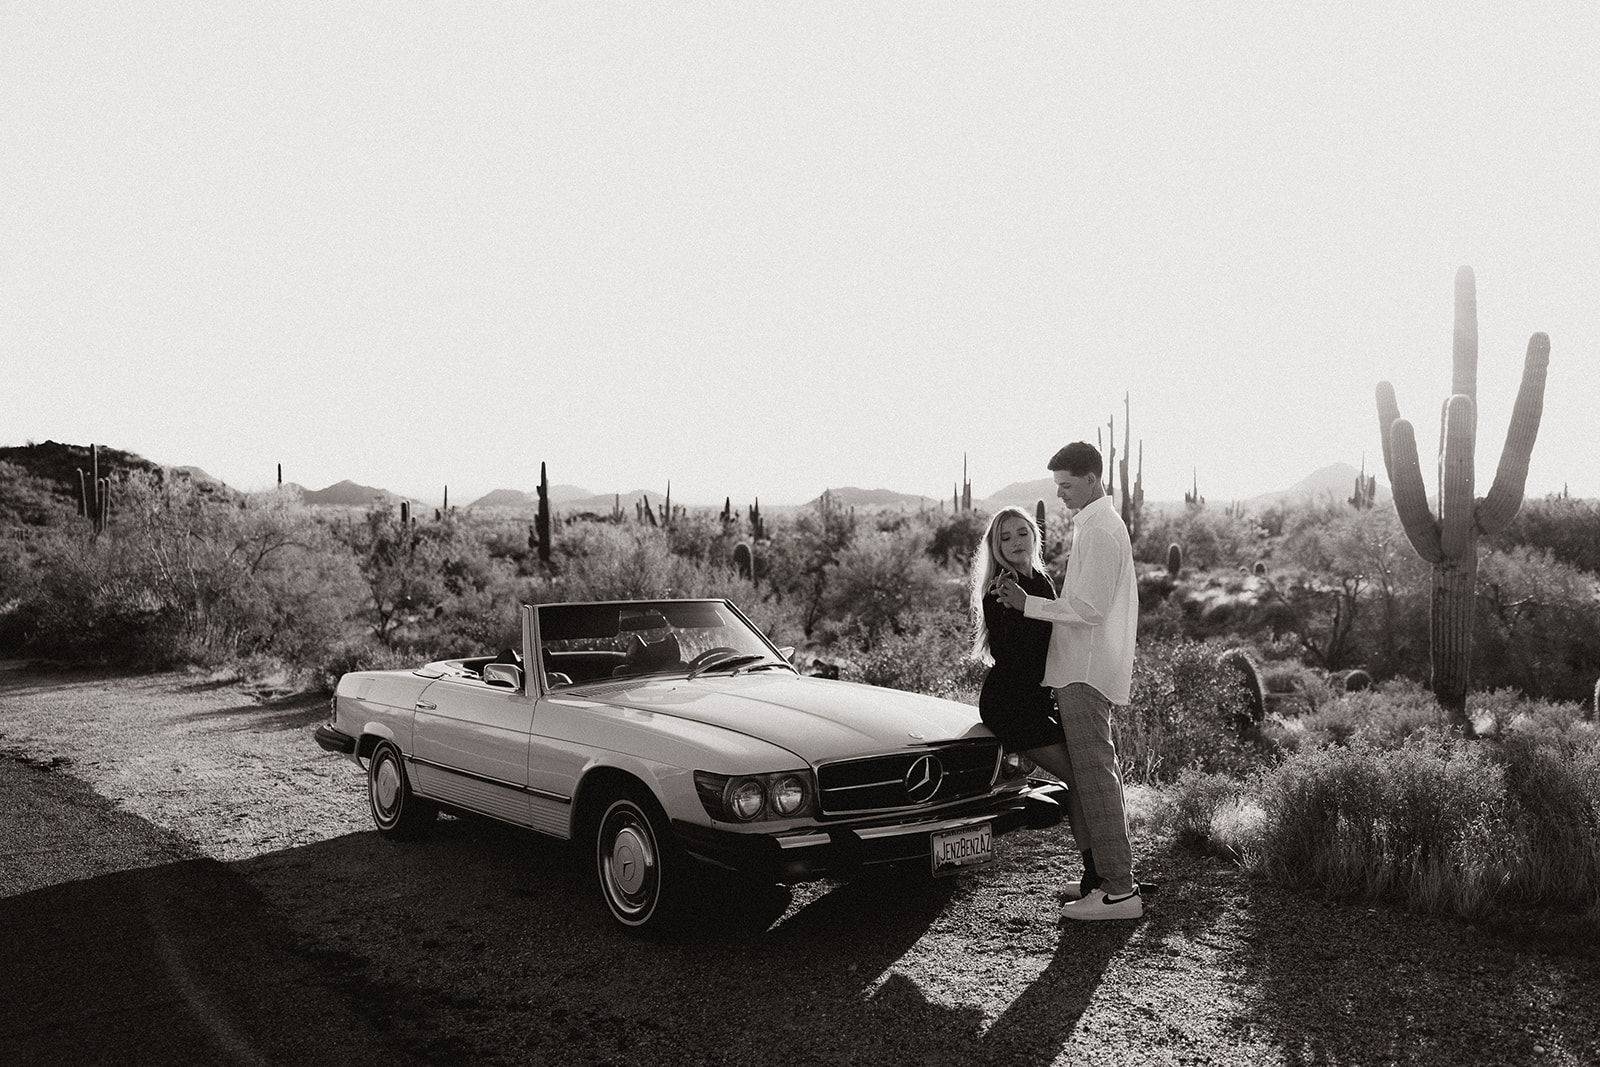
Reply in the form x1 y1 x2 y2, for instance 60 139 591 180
0 441 225 505
296 479 412 508
980 478 1059 511
804 487 942 510
1244 462 1392 510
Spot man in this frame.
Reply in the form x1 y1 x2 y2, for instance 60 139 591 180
996 442 1142 920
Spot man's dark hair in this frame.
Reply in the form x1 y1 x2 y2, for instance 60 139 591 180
1047 442 1102 479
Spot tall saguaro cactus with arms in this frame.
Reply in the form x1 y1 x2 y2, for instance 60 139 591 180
1375 266 1550 728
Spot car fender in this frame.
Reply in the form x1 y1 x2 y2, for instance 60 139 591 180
356 720 397 759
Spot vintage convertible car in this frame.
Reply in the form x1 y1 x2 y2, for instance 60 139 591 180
315 598 1067 930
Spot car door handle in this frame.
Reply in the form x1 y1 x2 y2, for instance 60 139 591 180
415 700 437 710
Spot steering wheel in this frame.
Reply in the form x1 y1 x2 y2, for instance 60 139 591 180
684 647 741 672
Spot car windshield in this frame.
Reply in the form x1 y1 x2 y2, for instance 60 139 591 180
536 600 789 688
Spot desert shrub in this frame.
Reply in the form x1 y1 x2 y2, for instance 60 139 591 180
1117 640 1257 785
310 638 424 694
537 523 805 651
545 523 719 601
1492 726 1600 909
1135 590 1187 642
335 507 528 653
926 510 988 568
17 477 366 669
1135 505 1267 571
1473 545 1600 703
822 529 953 645
1248 732 1511 918
758 507 858 637
1268 677 1444 752
663 513 742 567
837 609 986 703
1151 768 1257 857
1490 494 1600 576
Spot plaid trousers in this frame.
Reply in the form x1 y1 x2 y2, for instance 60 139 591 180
1053 682 1135 894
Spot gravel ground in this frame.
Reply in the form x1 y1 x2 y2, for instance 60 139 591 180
3 661 1600 1066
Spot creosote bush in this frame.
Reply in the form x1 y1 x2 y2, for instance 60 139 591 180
838 609 986 703
1246 732 1511 917
1117 639 1257 786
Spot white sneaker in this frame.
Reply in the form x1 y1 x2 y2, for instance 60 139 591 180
1061 887 1143 921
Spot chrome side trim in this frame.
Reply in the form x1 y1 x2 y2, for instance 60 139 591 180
404 754 572 805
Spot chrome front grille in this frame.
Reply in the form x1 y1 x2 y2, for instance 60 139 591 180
815 740 1001 816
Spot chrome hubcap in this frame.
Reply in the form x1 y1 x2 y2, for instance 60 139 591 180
610 824 650 897
602 808 657 916
374 757 401 813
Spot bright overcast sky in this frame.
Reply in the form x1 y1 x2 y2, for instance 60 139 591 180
4 3 1597 507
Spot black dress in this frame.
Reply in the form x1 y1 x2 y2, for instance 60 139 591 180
978 568 1063 752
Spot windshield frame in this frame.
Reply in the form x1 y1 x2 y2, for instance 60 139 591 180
531 598 795 692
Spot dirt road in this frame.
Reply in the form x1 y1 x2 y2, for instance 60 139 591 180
4 663 1599 1066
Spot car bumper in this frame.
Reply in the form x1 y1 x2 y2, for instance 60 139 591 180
314 723 357 755
672 781 1069 883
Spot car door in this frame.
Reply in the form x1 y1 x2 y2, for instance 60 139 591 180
408 676 536 826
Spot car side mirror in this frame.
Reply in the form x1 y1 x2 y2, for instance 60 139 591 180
778 646 796 664
483 662 523 689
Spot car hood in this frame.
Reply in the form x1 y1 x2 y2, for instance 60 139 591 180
570 673 991 763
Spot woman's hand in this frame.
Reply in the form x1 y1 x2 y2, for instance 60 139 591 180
991 575 1027 610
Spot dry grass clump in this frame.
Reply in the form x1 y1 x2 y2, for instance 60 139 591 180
1154 698 1600 931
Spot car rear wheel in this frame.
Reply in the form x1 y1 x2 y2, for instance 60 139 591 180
367 741 436 839
594 786 687 931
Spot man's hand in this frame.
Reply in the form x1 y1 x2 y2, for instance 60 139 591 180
991 575 1027 610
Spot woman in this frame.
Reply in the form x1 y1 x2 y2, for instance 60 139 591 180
971 507 1101 899
970 507 1062 754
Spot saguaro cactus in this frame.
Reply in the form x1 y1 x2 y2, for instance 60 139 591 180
536 463 552 562
1375 266 1550 726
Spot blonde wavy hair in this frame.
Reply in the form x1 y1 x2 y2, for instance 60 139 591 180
969 506 1046 666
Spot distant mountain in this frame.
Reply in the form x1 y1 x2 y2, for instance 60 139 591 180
805 487 942 509
468 488 537 509
467 486 648 511
979 478 1058 511
300 479 414 508
1244 463 1391 510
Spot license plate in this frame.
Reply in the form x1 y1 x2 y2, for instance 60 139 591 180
930 822 994 877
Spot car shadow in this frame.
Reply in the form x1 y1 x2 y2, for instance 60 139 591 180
0 855 419 1067
170 692 331 734
224 815 1149 1066
1211 864 1600 1065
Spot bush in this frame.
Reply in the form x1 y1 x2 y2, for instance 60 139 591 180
1248 732 1511 918
16 477 366 669
1151 769 1257 858
1491 494 1600 576
822 529 953 646
1473 545 1600 703
838 610 986 703
1117 640 1258 785
1135 506 1267 571
1268 677 1444 751
1492 726 1600 910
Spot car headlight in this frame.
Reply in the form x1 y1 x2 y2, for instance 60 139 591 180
729 779 766 821
1000 752 1037 781
694 770 814 822
769 774 808 816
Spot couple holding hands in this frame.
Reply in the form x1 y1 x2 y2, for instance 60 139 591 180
970 442 1144 921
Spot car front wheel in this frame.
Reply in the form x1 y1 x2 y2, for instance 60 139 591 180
595 787 686 930
367 741 436 839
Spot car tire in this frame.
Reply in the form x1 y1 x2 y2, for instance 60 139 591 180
367 741 436 839
594 785 688 931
